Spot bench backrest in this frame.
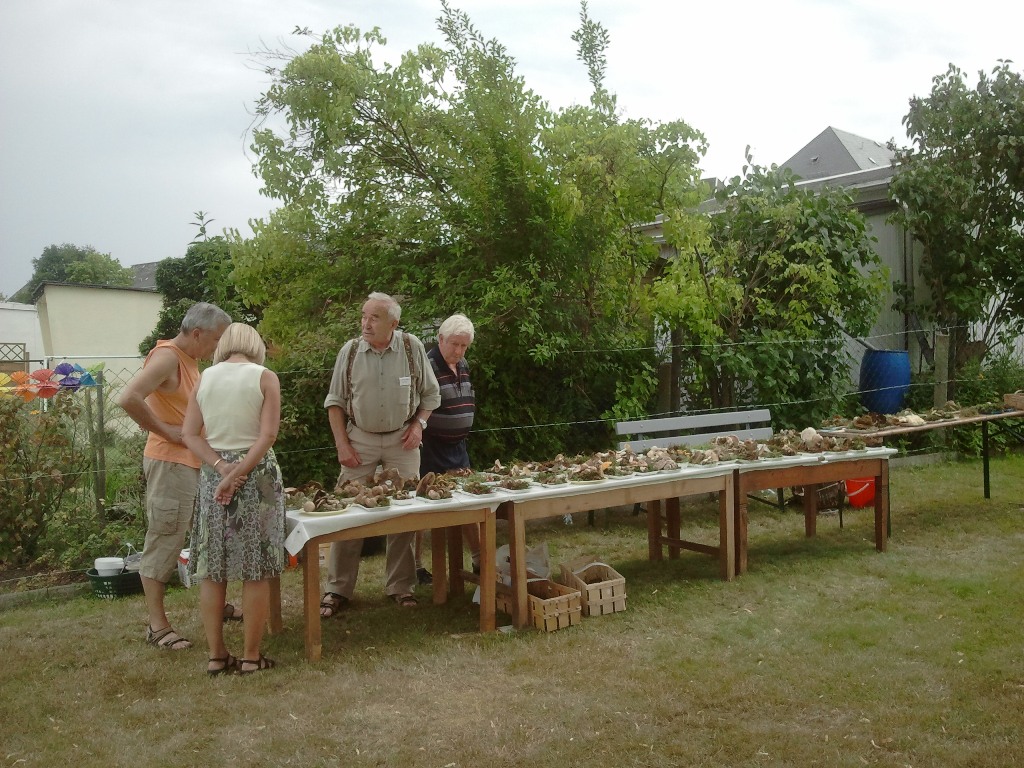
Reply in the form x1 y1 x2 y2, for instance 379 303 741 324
615 408 773 451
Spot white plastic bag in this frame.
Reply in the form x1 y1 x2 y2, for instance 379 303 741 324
475 542 551 604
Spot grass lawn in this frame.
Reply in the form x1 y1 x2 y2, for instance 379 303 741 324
2 455 1022 767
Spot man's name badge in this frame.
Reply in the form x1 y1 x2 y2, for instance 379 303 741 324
399 376 411 386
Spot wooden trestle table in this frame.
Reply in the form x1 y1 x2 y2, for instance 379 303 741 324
496 465 737 629
732 448 897 575
825 409 1024 499
283 498 499 661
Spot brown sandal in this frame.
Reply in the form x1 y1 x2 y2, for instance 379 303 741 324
146 625 192 651
389 593 418 608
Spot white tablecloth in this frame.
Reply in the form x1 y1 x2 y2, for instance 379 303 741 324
285 448 896 555
285 494 505 555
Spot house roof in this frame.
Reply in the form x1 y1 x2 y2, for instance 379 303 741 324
130 261 161 290
781 126 896 181
30 280 158 303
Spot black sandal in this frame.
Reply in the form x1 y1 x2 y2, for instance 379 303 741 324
320 592 349 619
207 654 239 676
237 654 276 675
146 625 192 651
222 602 243 623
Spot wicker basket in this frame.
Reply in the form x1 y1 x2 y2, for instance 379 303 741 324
496 579 582 632
87 568 143 600
790 481 845 508
559 557 626 617
1003 392 1024 410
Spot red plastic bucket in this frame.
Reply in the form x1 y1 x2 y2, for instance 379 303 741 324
844 477 876 508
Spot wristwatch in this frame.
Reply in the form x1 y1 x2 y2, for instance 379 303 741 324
417 417 428 430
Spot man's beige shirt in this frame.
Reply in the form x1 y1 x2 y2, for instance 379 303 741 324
324 330 441 433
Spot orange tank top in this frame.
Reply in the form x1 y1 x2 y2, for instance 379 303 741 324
142 339 201 468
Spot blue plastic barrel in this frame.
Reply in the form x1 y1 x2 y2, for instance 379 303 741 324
859 350 911 414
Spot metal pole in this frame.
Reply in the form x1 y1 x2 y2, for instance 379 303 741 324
95 370 107 512
982 420 990 500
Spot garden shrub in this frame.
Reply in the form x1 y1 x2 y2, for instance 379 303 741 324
33 431 150 572
0 393 90 566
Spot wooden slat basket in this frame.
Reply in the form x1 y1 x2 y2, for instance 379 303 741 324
496 579 582 632
559 556 627 617
1003 392 1024 410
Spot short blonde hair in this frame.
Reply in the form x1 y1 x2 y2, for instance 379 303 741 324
212 323 266 365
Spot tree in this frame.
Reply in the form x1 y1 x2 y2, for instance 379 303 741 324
13 243 133 302
233 1 705 481
888 61 1024 367
139 236 258 354
650 157 888 428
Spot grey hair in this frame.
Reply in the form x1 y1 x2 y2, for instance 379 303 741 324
438 313 474 342
367 292 401 322
180 302 231 333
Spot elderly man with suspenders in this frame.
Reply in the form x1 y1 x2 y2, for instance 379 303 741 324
319 292 441 617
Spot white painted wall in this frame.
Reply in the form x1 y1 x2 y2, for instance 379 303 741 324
0 301 46 367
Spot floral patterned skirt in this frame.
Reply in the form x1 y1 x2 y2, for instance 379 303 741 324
188 448 285 583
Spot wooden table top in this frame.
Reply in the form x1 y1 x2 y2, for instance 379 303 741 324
824 408 1024 439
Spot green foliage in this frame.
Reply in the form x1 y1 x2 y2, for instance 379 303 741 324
903 348 1024 456
235 3 706 464
0 393 90 565
139 236 259 354
31 432 148 572
652 157 889 429
36 496 144 572
12 243 133 302
269 328 344 489
889 61 1024 354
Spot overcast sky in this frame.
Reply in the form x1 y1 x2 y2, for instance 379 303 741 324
1 0 1020 298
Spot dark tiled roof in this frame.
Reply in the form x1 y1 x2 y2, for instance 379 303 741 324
781 126 896 181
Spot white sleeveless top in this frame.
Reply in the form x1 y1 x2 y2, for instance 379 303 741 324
195 361 266 450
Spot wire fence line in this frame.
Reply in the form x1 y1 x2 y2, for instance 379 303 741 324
3 330 1020 491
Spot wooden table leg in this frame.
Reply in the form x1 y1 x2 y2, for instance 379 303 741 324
734 476 749 576
303 541 323 662
875 462 889 552
430 528 448 606
719 479 735 581
479 509 496 632
666 497 681 559
446 526 465 594
803 483 818 537
648 498 663 561
507 504 529 629
268 575 283 634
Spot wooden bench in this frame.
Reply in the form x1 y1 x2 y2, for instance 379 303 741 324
614 408 784 512
615 408 774 451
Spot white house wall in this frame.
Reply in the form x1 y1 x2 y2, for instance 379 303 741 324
0 301 47 367
35 283 160 381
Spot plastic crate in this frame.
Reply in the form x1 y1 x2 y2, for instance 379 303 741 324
87 568 143 600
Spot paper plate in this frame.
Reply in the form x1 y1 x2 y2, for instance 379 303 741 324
302 506 351 516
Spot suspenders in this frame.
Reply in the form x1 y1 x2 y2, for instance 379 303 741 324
343 331 417 428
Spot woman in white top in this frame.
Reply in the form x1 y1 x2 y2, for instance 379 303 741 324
183 323 283 675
